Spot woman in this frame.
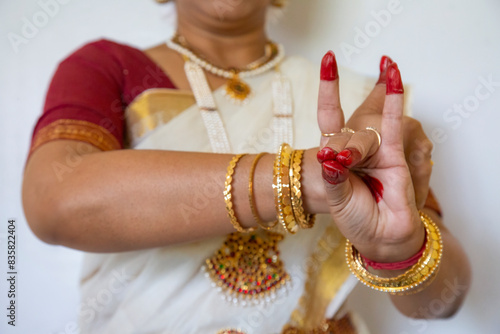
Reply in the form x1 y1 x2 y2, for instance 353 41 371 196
22 0 471 333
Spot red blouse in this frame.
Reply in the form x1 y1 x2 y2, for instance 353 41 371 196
30 39 176 153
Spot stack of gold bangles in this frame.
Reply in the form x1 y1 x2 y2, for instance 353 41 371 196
223 143 315 235
346 211 443 295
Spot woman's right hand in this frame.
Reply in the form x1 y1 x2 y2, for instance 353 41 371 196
314 51 426 263
344 56 433 210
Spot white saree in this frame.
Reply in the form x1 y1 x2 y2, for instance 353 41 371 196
78 56 388 334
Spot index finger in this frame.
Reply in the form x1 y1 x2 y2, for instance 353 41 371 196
317 51 344 147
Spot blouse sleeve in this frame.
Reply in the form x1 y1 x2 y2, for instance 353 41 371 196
29 40 127 154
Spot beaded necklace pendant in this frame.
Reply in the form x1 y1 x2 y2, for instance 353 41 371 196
223 73 252 105
167 35 284 106
203 231 290 305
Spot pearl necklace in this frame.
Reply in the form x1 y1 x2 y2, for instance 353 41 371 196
166 36 285 104
171 35 294 304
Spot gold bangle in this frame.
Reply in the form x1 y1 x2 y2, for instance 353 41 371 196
248 153 278 230
345 211 443 295
273 143 298 234
223 154 256 233
289 149 315 229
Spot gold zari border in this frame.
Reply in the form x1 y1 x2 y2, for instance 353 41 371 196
31 119 120 154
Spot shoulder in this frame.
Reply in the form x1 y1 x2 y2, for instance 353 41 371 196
55 39 174 102
61 39 147 68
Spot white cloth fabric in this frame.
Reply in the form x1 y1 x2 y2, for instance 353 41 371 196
78 56 378 334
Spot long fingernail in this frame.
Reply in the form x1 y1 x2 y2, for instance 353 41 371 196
320 51 338 81
386 63 404 95
380 55 394 73
322 160 349 184
317 147 338 163
376 55 394 85
336 148 362 168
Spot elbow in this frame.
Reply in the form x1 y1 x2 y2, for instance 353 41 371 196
22 180 72 246
405 275 471 320
406 300 464 320
23 209 61 246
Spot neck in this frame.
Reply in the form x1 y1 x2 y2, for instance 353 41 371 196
175 9 268 69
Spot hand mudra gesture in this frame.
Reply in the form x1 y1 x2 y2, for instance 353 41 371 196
316 51 425 263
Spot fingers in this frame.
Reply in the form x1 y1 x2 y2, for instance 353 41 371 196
406 133 434 208
376 55 394 85
411 161 432 209
380 63 405 154
349 56 393 120
317 51 344 148
317 133 352 184
322 159 350 185
317 127 380 184
336 129 380 168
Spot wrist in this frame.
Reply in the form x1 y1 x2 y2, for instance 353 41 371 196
355 211 426 264
346 211 443 294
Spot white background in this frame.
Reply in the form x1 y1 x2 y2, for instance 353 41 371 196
1 0 499 333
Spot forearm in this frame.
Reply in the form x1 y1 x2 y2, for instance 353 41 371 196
23 141 325 252
388 208 471 318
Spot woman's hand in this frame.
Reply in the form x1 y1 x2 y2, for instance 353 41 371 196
345 56 434 210
316 51 425 263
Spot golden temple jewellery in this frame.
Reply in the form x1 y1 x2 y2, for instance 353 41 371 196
430 160 435 166
289 149 315 229
341 127 356 134
224 154 256 233
345 210 443 295
365 126 382 146
321 132 337 137
248 153 278 230
273 143 298 234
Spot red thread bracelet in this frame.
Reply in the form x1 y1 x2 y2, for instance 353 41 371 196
360 234 427 271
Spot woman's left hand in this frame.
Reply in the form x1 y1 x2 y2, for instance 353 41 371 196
316 51 425 262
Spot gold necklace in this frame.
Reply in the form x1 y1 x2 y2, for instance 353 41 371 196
166 34 285 104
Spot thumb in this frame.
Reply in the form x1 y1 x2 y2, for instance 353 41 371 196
320 157 352 209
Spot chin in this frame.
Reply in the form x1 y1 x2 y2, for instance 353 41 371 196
179 0 270 24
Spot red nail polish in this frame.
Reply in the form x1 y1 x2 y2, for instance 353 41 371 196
380 55 394 73
386 63 404 95
320 51 338 81
336 148 362 168
361 174 384 202
376 55 394 85
322 160 349 184
317 147 338 163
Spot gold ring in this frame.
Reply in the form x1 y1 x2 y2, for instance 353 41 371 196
365 127 381 146
321 133 337 137
341 127 356 134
